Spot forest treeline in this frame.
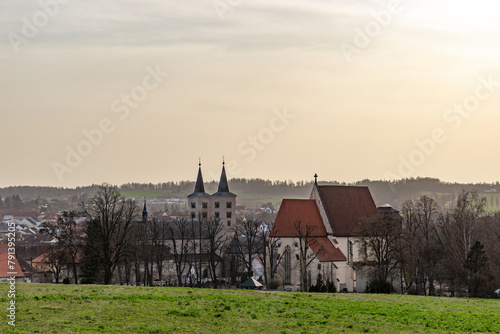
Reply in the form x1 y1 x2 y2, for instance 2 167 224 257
1 177 499 209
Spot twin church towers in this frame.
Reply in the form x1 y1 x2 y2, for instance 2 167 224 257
187 161 237 227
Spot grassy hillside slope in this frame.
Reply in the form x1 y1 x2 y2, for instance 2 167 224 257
1 283 499 333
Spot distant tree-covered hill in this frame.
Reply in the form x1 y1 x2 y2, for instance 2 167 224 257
0 177 499 211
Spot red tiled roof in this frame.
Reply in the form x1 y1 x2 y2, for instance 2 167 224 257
309 237 346 262
5 210 39 218
0 253 25 278
317 186 378 237
272 199 326 237
0 244 8 254
32 249 83 264
32 252 50 264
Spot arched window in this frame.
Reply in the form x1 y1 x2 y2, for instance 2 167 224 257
284 246 291 285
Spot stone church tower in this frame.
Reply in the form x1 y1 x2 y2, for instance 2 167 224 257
187 162 212 220
211 161 236 227
187 161 236 227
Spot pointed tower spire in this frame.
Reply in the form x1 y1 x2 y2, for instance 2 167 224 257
194 160 206 193
142 197 148 223
217 160 230 193
188 160 210 199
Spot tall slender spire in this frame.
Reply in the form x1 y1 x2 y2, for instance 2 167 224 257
217 160 230 193
142 197 148 222
194 161 206 193
314 173 318 186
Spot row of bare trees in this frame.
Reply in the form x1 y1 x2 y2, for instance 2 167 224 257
43 185 286 288
357 190 500 297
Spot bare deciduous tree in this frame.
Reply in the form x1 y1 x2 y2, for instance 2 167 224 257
42 211 83 284
202 218 228 288
356 213 404 288
259 223 284 289
81 185 139 285
401 196 442 295
166 218 192 287
44 246 68 284
232 219 263 278
293 220 320 292
149 217 169 282
435 190 486 296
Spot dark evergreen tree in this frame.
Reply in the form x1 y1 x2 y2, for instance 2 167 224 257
309 274 336 293
309 274 326 292
80 218 104 284
464 241 489 297
4 196 11 209
12 194 22 210
325 279 336 293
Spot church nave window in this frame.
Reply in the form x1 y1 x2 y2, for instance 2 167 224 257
284 246 291 285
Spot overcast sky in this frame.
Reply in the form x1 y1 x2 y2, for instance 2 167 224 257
1 0 500 188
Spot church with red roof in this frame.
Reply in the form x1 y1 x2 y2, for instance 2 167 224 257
271 174 379 292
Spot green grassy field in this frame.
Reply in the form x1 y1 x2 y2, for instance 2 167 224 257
1 283 499 333
121 189 287 206
420 191 500 212
120 190 177 199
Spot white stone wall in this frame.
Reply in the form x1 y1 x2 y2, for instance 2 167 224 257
275 237 353 292
211 196 236 229
188 196 212 220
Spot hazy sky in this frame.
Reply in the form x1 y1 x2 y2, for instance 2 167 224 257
1 0 500 188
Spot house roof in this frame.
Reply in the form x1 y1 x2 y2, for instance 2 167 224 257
22 234 57 244
0 253 25 278
16 256 37 274
240 277 263 288
32 252 50 264
5 210 39 218
378 204 401 220
272 199 326 237
32 249 83 264
0 244 9 254
316 185 378 237
308 237 346 262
